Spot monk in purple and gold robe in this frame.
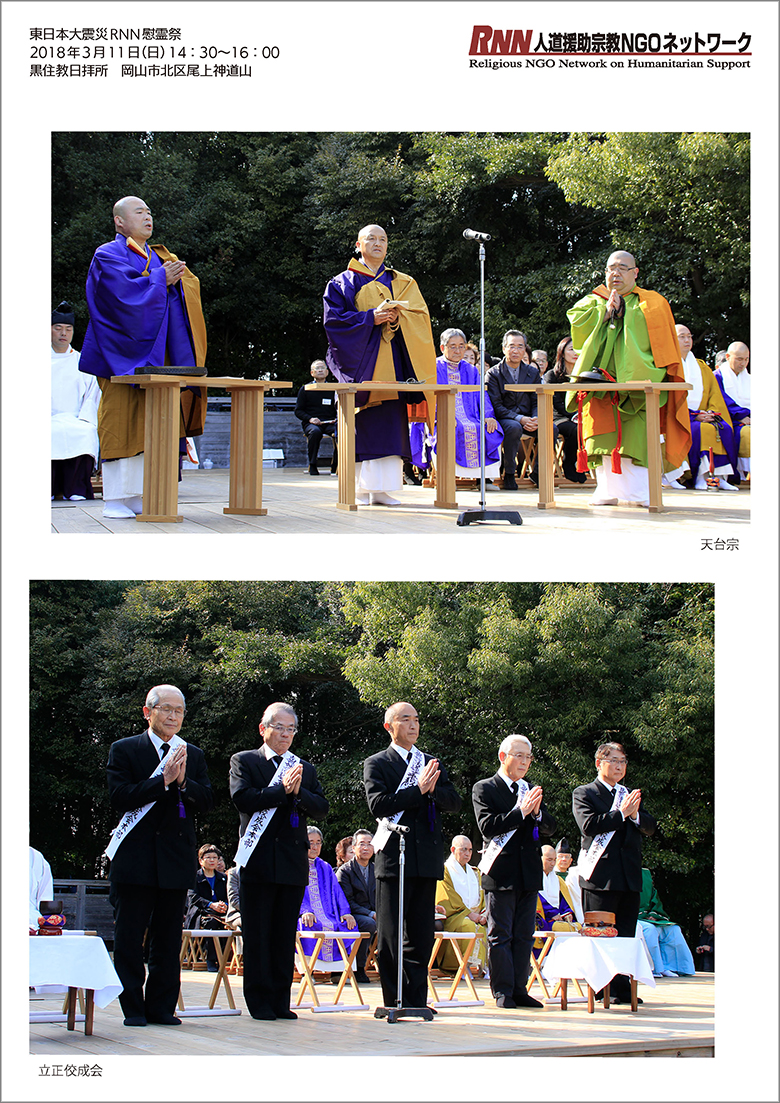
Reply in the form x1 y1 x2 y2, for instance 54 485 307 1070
323 224 436 506
297 829 356 971
79 196 207 519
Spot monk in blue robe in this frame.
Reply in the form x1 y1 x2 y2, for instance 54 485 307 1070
323 224 436 506
297 828 356 976
79 196 207 518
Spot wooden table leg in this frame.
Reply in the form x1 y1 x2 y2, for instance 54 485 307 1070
434 390 458 509
208 933 236 1010
603 982 611 1009
587 985 595 1013
560 978 568 1011
645 388 663 513
630 977 638 1011
137 381 183 522
536 391 556 509
84 989 95 1035
295 934 324 1007
427 934 444 1004
336 390 357 511
225 387 267 515
66 987 77 1030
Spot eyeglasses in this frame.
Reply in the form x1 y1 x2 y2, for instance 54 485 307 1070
268 724 296 734
509 753 534 764
153 705 186 717
603 757 628 765
605 264 635 274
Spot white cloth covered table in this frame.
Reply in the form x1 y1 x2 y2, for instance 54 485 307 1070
30 933 121 1008
542 934 655 992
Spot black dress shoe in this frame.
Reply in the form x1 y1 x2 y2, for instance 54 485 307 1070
495 994 517 1009
308 465 320 476
354 969 370 984
329 973 342 985
514 992 543 1008
123 1016 147 1027
502 475 518 491
146 1014 182 1025
275 1009 298 1020
610 996 643 1005
250 1009 277 1020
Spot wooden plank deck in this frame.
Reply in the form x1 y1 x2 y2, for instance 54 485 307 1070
51 468 749 536
30 971 713 1058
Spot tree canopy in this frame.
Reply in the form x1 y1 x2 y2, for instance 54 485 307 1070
30 580 713 941
52 131 748 386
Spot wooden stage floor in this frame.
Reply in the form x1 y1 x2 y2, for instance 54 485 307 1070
30 971 713 1058
51 467 749 536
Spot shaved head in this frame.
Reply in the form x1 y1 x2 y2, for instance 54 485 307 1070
726 342 750 374
355 224 388 272
113 196 153 243
605 250 638 295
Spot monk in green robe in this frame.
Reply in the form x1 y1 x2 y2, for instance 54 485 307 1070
567 251 691 506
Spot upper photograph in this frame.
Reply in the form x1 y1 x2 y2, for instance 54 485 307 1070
50 131 750 536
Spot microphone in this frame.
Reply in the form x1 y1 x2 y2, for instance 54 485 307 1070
378 819 410 835
463 228 492 242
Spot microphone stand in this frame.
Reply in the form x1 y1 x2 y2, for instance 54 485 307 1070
374 827 434 1023
457 239 522 527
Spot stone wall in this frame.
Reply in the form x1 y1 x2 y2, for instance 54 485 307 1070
192 397 336 469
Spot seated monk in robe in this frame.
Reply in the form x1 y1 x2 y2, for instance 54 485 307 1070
297 827 356 978
535 845 580 945
435 836 487 975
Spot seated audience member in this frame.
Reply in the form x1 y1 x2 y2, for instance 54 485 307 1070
335 836 354 868
51 301 100 501
554 837 573 880
185 843 229 971
486 330 544 489
637 867 695 976
695 913 714 971
536 845 579 934
662 325 736 492
216 853 226 874
298 827 356 982
714 342 750 482
542 337 588 484
295 359 338 476
531 349 548 373
463 342 480 367
336 828 377 984
223 863 243 957
30 846 55 928
557 855 585 924
435 835 487 975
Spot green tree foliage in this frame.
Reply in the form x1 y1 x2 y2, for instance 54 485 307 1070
545 132 749 353
52 131 747 384
30 581 712 937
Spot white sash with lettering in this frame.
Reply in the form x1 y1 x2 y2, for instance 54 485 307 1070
577 782 628 880
478 777 529 875
372 746 425 852
105 735 186 860
234 751 300 868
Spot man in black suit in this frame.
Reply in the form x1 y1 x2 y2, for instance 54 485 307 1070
363 701 461 1009
572 741 657 1003
485 330 545 489
229 702 328 1021
472 734 556 1010
336 828 377 984
106 684 213 1027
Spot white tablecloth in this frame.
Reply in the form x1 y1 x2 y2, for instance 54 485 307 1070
541 935 656 992
30 933 122 1008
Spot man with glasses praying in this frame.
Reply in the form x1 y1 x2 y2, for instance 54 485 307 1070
105 684 213 1026
229 703 328 1020
472 735 556 1010
572 742 657 1003
566 251 691 506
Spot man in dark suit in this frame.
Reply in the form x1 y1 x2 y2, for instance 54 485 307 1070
572 741 657 1003
472 734 556 1010
336 828 377 984
363 701 461 1009
485 330 544 489
106 684 213 1027
229 702 328 1021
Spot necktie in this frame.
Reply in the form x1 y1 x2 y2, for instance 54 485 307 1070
160 743 169 759
511 781 518 796
272 755 282 768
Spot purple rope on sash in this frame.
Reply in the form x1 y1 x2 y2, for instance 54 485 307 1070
290 797 299 828
178 794 186 819
427 795 436 832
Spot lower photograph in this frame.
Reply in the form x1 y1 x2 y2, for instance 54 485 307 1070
28 580 713 1059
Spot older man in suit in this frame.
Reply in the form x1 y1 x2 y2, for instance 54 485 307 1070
106 684 213 1027
572 741 657 1003
472 734 556 1009
336 828 377 984
363 701 462 1010
229 702 329 1020
485 330 543 489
